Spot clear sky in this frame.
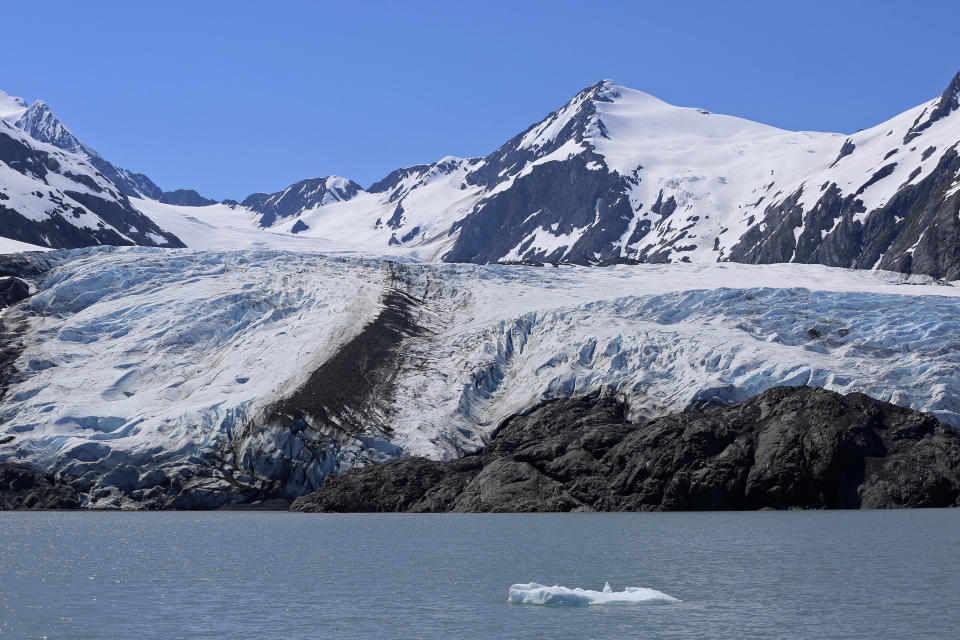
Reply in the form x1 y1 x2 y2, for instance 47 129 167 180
2 0 959 200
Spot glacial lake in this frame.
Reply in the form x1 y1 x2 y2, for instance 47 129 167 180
1 510 957 639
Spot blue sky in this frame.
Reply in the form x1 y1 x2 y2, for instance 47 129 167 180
3 0 959 200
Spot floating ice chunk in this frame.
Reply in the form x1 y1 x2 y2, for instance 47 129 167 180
507 582 680 606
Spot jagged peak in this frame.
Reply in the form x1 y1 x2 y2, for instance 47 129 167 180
18 99 59 125
591 78 625 98
935 70 960 115
508 79 677 156
903 70 960 143
15 98 84 153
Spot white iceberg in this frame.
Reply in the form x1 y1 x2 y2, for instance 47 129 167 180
507 581 680 606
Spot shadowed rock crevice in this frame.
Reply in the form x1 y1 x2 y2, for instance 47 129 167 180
0 462 82 509
291 386 960 512
0 252 57 403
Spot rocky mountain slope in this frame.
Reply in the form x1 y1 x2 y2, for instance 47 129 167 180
3 74 960 275
291 387 960 512
172 72 958 279
0 90 214 211
0 117 184 249
1 248 959 508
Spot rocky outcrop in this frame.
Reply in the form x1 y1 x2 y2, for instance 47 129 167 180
0 462 83 509
0 121 184 249
158 189 217 207
291 386 960 512
0 277 29 308
242 177 363 227
731 146 960 280
444 150 636 264
13 98 165 200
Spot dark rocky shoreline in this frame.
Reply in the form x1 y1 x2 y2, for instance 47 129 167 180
0 462 82 509
3 386 960 511
291 386 960 512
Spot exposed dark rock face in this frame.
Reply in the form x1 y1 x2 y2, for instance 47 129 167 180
829 139 856 168
0 277 29 308
86 155 164 200
731 146 960 280
445 151 635 264
465 80 613 190
442 81 637 265
242 177 363 227
14 99 164 200
903 71 960 143
0 462 83 509
158 189 217 207
0 122 184 249
291 386 960 512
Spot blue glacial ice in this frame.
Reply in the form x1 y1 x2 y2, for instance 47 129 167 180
3 248 960 507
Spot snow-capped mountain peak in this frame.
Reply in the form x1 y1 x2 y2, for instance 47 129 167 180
142 71 960 277
14 99 88 156
513 80 611 152
0 117 184 248
0 88 219 205
6 73 960 279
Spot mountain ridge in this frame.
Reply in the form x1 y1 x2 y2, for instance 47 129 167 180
198 72 960 278
3 74 960 278
0 93 214 204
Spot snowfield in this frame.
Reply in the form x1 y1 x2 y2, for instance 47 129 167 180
0 237 49 253
1 247 959 507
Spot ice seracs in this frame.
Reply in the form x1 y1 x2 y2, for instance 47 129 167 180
2 248 960 508
507 582 680 606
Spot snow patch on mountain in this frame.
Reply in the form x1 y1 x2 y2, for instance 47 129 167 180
0 90 27 121
0 236 49 253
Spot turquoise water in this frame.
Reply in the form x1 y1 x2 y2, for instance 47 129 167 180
1 510 957 639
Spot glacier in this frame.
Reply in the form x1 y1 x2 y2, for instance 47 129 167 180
1 247 960 507
507 582 680 606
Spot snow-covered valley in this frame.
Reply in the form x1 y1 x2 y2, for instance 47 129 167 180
1 247 958 507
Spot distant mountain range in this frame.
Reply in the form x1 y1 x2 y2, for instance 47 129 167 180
2 73 960 278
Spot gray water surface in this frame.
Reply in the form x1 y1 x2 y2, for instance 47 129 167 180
0 510 957 639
